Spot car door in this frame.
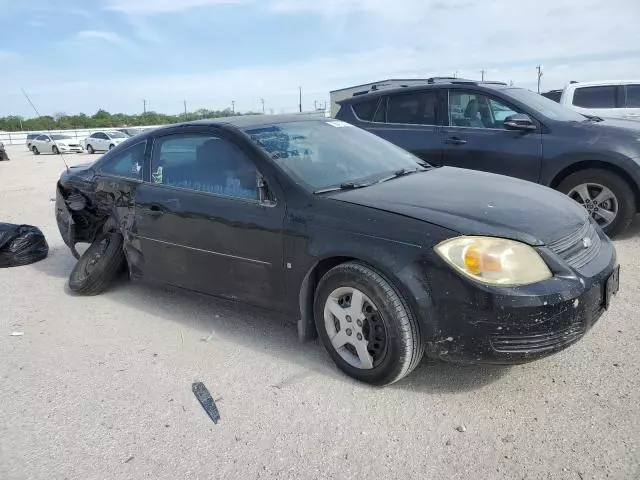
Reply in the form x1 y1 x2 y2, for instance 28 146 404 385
623 84 640 120
36 135 50 151
134 129 286 309
361 90 444 165
98 132 110 150
440 89 542 183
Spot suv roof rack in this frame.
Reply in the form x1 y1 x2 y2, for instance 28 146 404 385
350 77 508 97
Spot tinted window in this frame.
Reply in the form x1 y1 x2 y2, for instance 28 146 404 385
100 141 146 180
37 135 49 141
373 98 387 122
386 91 438 125
449 91 520 129
573 86 618 108
541 90 562 102
150 134 258 201
625 84 640 108
98 133 109 139
351 98 379 121
244 120 426 191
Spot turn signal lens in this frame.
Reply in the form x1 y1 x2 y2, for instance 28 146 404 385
435 236 552 286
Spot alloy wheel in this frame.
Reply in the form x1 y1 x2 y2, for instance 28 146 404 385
567 182 618 229
323 286 388 370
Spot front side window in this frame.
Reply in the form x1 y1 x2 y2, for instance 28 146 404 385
150 134 258 201
449 91 520 129
37 135 50 141
100 141 145 180
386 91 438 125
245 120 426 191
625 84 640 108
573 86 618 108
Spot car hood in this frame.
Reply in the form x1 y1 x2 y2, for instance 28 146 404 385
589 117 640 133
328 167 588 246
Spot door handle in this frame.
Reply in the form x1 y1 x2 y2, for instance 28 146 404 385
445 137 467 145
147 204 164 217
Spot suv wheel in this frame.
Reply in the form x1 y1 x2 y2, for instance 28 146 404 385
558 168 635 237
314 261 423 385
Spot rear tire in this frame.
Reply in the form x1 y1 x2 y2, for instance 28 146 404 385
32 146 40 155
69 232 127 296
86 144 95 154
314 261 423 386
557 168 635 237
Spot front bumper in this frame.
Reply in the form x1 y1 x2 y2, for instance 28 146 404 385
58 145 84 153
419 231 618 364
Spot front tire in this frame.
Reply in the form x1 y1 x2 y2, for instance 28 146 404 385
314 261 423 386
69 232 126 295
52 146 59 154
109 144 115 150
32 146 40 155
558 168 635 237
86 144 95 154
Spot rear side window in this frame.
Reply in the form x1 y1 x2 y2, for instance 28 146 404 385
100 141 146 180
572 86 619 108
351 98 379 121
625 84 640 108
386 91 438 125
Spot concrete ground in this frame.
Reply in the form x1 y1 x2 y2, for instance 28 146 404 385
1 144 639 480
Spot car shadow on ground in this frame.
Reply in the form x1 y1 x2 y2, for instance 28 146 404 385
616 214 640 240
30 247 511 394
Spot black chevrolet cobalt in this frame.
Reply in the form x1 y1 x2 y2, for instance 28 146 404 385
55 115 619 385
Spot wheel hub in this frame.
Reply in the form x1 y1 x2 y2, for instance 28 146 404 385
567 182 618 228
323 287 388 370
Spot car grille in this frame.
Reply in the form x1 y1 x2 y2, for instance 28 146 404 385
68 144 81 148
490 323 585 353
547 221 602 270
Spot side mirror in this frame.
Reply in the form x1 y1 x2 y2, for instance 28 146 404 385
504 113 537 131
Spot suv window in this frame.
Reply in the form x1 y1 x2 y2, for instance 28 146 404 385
449 91 520 129
573 86 618 108
100 141 146 179
625 84 640 108
351 98 379 121
386 91 438 125
150 134 258 201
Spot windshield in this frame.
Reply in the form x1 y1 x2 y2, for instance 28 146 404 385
52 135 73 140
244 120 426 191
505 88 586 122
107 131 128 138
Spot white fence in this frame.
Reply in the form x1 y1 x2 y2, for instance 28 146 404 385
0 125 164 146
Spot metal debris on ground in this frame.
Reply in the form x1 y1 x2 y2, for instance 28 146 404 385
9 331 24 336
192 382 221 424
455 425 467 433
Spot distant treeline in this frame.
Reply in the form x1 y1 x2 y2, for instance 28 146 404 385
0 108 261 132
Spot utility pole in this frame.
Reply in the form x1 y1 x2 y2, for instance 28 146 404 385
453 70 458 78
143 99 147 114
536 65 543 93
480 69 486 81
260 98 265 114
183 100 187 118
231 100 235 114
298 86 302 113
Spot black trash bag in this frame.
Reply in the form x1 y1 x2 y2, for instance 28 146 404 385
0 223 49 268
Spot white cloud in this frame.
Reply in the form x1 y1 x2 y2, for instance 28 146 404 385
75 30 130 46
104 0 246 14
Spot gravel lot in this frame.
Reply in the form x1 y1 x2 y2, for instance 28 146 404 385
1 144 639 480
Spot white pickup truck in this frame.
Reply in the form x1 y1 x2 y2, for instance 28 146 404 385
542 80 640 121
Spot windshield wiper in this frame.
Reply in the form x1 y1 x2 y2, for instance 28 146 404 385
314 181 373 194
376 167 425 184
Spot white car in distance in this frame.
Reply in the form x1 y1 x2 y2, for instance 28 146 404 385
548 80 640 121
84 131 129 154
30 134 84 155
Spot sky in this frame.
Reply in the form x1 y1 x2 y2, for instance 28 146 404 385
1 0 640 118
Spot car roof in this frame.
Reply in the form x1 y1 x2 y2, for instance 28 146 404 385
144 114 330 135
337 81 511 104
564 80 640 88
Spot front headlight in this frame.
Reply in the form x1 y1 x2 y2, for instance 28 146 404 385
435 236 552 286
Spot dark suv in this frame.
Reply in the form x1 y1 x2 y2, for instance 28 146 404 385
335 78 640 237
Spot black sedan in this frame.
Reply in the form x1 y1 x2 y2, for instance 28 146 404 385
55 115 619 385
